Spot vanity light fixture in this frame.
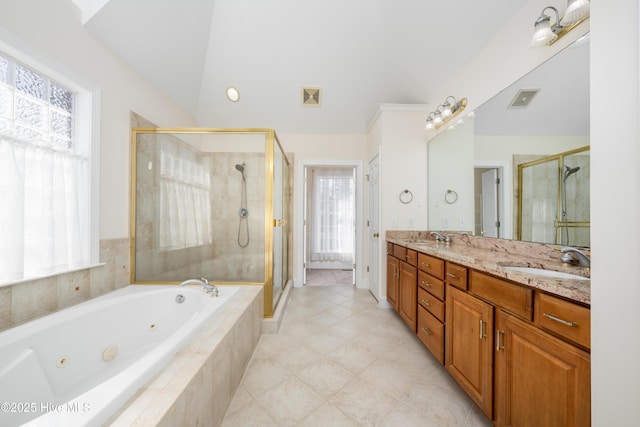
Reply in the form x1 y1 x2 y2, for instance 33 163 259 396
529 0 590 48
226 86 240 102
425 97 467 130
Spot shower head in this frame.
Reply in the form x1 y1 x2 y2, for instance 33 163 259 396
235 163 245 173
563 165 581 181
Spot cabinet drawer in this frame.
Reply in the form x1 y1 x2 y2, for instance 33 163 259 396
534 292 590 349
417 306 445 364
393 244 406 260
418 287 445 322
469 271 533 321
418 253 444 279
406 249 418 267
418 270 445 300
445 262 468 290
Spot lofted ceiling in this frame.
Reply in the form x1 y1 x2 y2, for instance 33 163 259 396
71 0 530 133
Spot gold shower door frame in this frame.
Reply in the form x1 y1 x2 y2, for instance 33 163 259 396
130 127 290 318
516 145 590 245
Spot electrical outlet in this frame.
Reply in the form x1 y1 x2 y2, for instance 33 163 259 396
391 217 398 227
459 217 465 228
442 217 449 228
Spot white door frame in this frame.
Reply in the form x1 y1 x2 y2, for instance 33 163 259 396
295 159 364 287
474 160 512 240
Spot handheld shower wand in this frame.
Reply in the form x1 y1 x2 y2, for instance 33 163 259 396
235 163 249 247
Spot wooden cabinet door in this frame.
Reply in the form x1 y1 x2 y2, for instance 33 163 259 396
495 310 590 427
386 255 399 310
445 285 494 419
398 261 417 331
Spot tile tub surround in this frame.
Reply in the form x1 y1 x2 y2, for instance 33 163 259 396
108 285 263 427
0 238 130 332
386 231 590 304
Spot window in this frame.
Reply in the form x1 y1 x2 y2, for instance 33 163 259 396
310 167 355 263
158 139 212 249
0 42 97 285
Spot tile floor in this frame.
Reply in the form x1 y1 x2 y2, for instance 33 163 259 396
221 285 493 426
305 269 354 286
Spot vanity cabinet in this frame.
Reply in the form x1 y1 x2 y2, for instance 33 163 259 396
446 269 591 425
386 254 399 310
417 253 446 363
387 240 591 426
445 284 494 419
398 259 417 331
495 310 590 427
387 243 417 331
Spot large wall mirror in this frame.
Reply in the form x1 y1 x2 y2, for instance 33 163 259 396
428 34 590 247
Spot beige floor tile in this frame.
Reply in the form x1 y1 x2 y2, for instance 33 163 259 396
221 285 492 427
329 377 399 425
220 396 276 427
256 376 325 426
381 401 442 427
297 402 360 427
295 357 355 398
240 357 292 396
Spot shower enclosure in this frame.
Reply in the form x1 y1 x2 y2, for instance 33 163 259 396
130 128 291 317
517 146 590 246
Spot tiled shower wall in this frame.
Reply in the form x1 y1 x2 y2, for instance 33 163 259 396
0 238 130 332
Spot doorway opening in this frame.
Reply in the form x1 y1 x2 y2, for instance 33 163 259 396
303 165 356 286
474 163 511 239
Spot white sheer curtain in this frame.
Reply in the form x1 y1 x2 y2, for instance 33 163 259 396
0 136 88 283
159 142 212 249
310 167 355 263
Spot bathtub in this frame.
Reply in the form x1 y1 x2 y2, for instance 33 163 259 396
0 284 241 427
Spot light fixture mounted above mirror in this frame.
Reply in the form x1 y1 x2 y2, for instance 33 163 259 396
529 0 590 48
426 96 468 130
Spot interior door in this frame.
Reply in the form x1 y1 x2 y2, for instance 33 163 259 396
368 155 380 297
481 168 500 238
302 166 309 285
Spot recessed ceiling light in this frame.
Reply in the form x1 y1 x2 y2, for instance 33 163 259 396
226 87 240 102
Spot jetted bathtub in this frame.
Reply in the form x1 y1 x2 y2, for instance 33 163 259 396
0 284 240 426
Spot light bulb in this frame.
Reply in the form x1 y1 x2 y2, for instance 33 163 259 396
426 118 434 130
560 0 590 26
442 102 452 118
529 16 557 48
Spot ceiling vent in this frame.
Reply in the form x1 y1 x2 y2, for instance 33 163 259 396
302 87 321 107
508 89 540 109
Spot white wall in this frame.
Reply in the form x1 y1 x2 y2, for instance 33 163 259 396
367 105 430 300
428 119 475 232
0 0 197 241
591 1 640 424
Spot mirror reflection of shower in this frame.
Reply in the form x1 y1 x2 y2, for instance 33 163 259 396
560 164 581 245
235 163 250 247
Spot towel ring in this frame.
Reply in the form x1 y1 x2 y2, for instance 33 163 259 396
399 189 413 204
445 189 458 204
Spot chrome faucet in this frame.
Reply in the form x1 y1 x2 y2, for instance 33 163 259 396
560 247 591 268
430 231 451 243
180 278 219 297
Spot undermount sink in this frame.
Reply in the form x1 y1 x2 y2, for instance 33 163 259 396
502 266 590 281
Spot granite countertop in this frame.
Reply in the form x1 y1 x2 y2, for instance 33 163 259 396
387 235 590 305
